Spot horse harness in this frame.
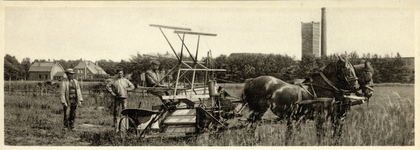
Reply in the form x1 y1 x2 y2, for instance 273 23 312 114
358 70 375 91
295 72 350 105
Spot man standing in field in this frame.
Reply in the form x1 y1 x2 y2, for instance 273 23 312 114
106 68 135 128
60 69 83 131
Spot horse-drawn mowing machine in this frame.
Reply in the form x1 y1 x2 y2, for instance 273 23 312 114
117 24 244 140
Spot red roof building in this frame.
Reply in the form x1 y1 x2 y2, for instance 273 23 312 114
73 61 108 80
28 62 65 81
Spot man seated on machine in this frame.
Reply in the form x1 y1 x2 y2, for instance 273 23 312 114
145 60 178 107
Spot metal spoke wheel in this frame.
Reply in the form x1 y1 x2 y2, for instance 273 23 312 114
118 116 139 138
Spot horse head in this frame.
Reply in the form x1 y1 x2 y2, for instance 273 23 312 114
321 56 358 92
354 61 374 99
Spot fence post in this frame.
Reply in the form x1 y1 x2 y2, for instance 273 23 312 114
40 83 43 96
80 79 83 91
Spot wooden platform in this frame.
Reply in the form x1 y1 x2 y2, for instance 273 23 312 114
171 109 196 116
164 109 197 125
162 109 197 134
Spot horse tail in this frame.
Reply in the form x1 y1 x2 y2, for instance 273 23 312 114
241 78 255 104
240 91 247 104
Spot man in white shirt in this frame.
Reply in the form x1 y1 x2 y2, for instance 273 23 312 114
106 68 135 128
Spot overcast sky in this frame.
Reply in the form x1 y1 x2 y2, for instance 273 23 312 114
3 1 418 62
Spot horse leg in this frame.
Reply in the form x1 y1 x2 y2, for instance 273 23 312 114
294 114 305 139
315 107 326 144
246 108 267 131
245 97 269 130
294 104 306 135
285 112 305 145
284 116 295 145
332 107 347 145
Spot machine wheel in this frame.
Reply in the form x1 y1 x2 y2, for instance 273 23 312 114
118 116 138 138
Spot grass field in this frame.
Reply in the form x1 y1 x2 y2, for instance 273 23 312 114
3 85 414 146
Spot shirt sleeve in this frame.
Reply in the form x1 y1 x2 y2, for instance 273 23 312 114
75 80 84 102
126 79 135 91
145 70 158 86
60 81 67 104
106 80 115 94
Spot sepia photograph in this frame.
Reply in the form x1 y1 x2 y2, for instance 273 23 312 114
2 0 418 147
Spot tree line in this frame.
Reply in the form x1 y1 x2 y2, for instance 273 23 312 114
4 51 414 84
213 52 413 84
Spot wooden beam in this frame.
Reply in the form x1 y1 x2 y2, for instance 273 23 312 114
150 24 191 31
344 95 367 100
162 94 210 100
182 61 205 64
179 69 226 71
174 31 217 36
296 98 334 105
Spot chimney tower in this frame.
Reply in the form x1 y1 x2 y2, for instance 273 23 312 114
321 7 327 57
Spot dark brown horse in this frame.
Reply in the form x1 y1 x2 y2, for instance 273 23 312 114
354 61 374 99
242 56 358 144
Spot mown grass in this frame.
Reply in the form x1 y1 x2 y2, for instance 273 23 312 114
3 85 414 146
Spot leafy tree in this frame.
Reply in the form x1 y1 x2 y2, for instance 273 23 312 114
296 54 317 78
96 59 118 75
4 54 22 80
55 59 69 69
66 60 81 69
216 53 296 82
390 53 407 82
10 50 414 84
21 57 31 80
345 51 362 64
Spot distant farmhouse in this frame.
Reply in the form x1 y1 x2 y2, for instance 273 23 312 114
73 61 108 80
28 62 65 81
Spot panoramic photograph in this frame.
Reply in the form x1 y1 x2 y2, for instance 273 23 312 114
2 1 417 147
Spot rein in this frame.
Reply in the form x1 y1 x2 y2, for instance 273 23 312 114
319 72 340 91
357 71 374 91
301 72 351 99
295 61 355 104
298 83 316 98
305 72 349 92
